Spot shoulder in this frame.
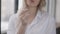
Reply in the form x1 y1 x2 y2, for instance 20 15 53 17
7 14 18 34
47 14 56 23
9 14 18 22
43 12 56 23
8 13 19 27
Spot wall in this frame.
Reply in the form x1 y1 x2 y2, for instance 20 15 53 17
1 0 15 21
56 0 60 23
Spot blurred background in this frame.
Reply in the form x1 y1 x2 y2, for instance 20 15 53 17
1 0 60 34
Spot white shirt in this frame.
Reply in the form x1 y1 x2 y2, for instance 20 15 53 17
7 10 56 34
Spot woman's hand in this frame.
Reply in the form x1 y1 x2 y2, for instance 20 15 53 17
17 8 29 34
20 9 30 25
18 8 35 26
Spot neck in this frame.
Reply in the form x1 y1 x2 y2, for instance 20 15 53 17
28 7 38 15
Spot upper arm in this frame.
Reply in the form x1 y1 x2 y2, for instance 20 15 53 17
48 16 56 31
49 16 56 25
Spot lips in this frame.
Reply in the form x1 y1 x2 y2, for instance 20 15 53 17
31 0 34 2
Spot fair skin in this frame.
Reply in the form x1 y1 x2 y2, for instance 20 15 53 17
17 0 40 34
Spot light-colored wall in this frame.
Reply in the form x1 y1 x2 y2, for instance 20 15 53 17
1 0 15 21
56 0 60 23
1 0 15 33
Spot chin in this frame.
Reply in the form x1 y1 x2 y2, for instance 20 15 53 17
29 5 37 7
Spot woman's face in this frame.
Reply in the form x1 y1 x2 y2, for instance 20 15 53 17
26 0 40 7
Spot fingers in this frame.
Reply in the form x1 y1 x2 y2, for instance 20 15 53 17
17 8 30 24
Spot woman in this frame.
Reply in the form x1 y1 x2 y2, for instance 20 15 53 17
7 0 56 34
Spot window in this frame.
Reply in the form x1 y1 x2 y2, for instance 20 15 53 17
1 0 18 34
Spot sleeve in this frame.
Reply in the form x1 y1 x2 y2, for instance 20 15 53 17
50 17 56 26
49 16 56 34
7 14 17 34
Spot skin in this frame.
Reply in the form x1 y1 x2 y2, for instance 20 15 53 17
17 0 41 34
